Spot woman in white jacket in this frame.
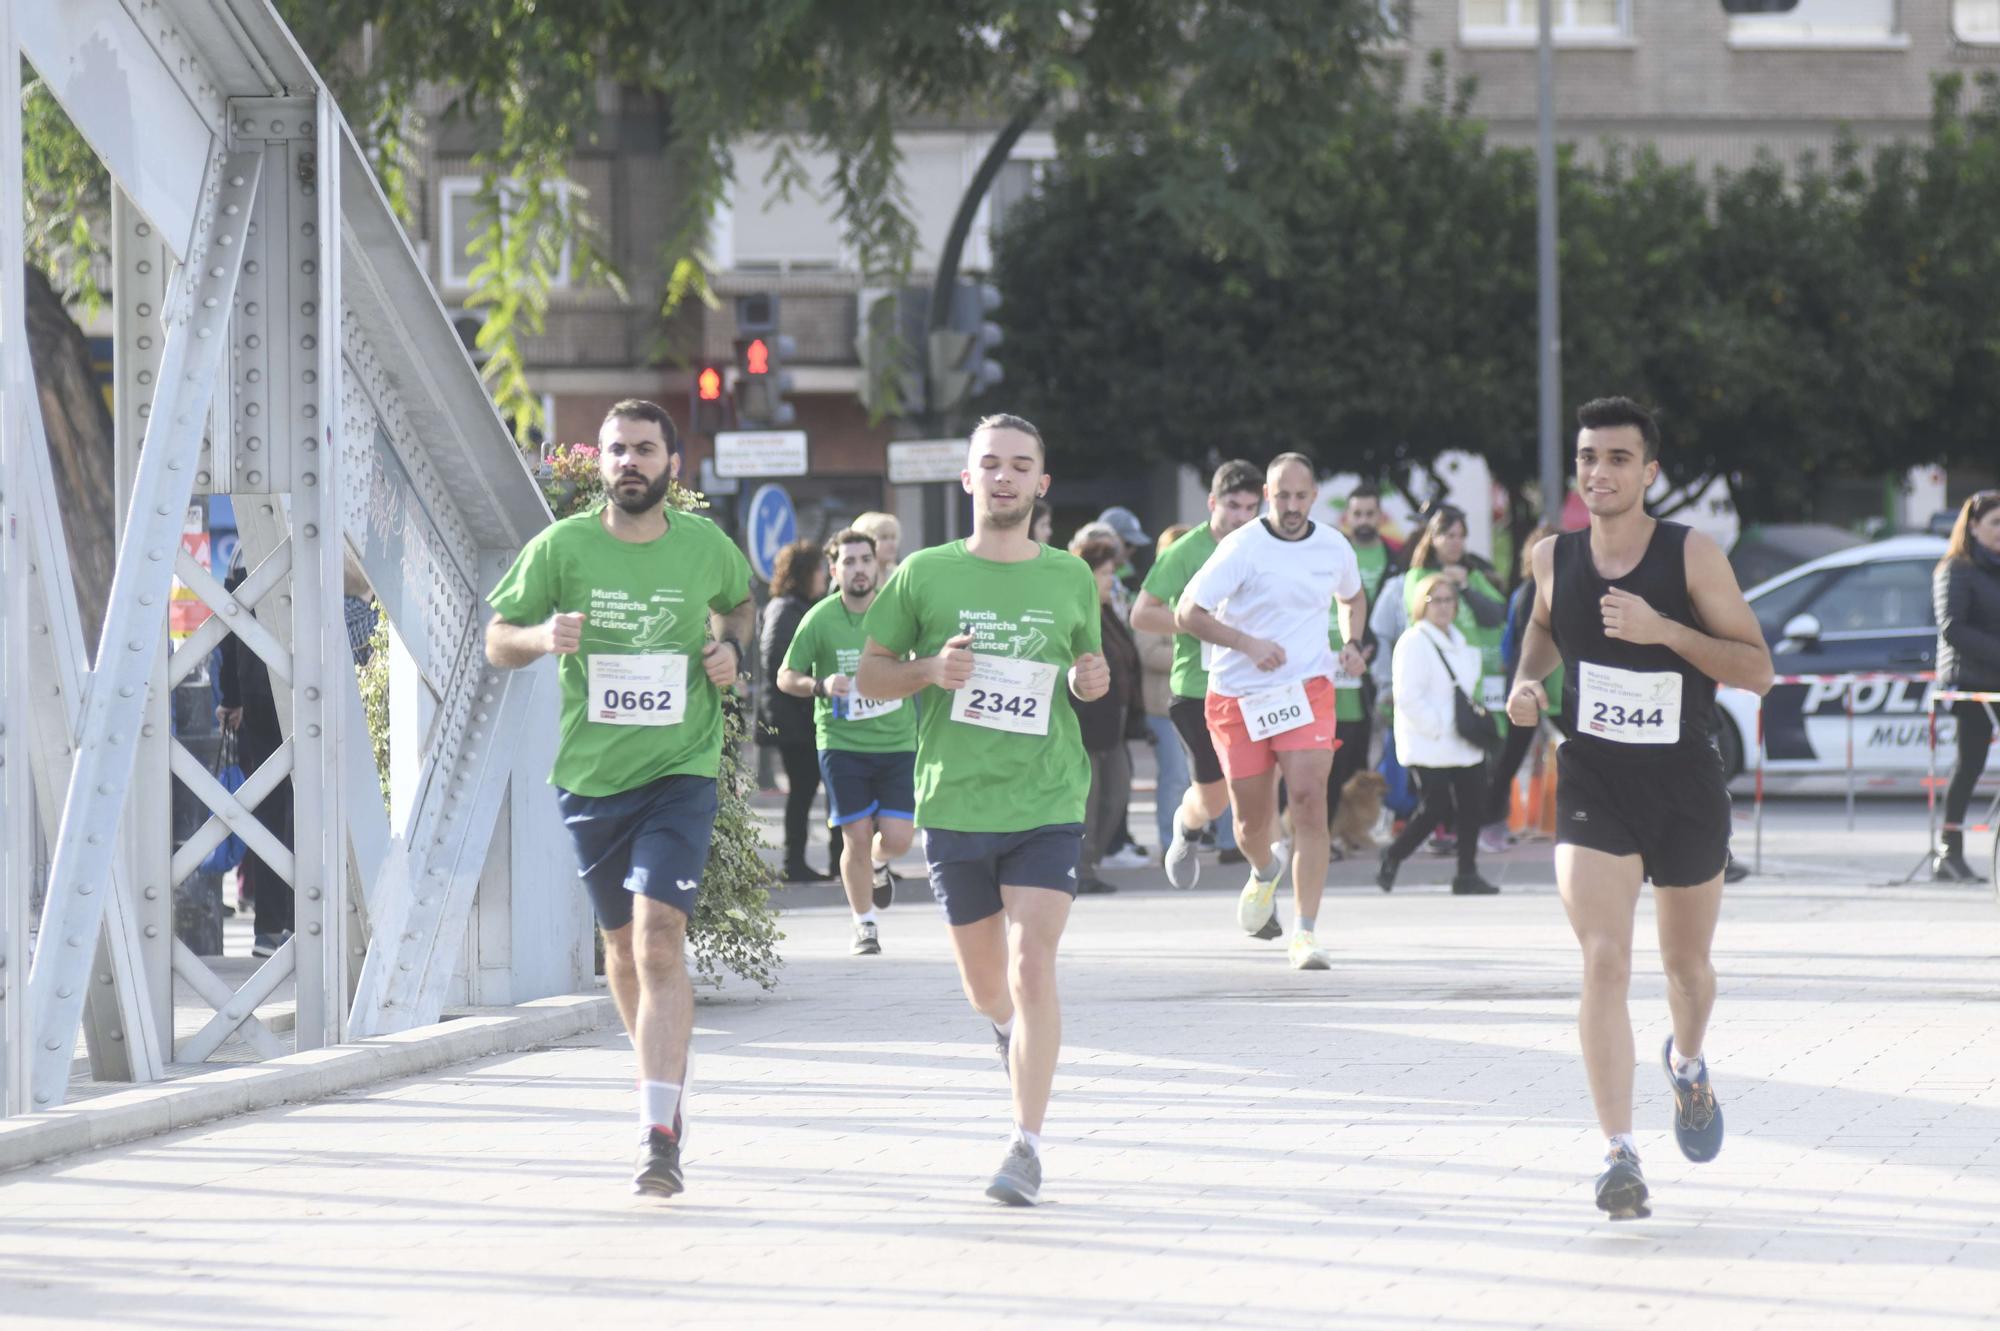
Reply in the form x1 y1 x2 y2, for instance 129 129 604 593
1376 574 1500 895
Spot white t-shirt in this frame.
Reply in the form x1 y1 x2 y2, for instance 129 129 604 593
1183 519 1364 698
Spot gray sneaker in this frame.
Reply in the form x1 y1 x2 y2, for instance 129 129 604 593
851 920 881 955
985 1141 1042 1206
1164 820 1200 889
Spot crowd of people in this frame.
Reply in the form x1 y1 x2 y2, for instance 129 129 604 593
479 394 1997 1223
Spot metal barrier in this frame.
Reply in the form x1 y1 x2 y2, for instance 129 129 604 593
1751 672 1934 873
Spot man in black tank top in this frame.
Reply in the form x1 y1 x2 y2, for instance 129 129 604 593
1506 398 1774 1220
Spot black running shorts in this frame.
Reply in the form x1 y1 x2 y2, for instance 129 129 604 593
1555 741 1731 888
1169 694 1225 786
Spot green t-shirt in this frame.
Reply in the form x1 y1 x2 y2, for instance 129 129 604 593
861 541 1101 833
1331 541 1391 724
487 505 752 797
1139 521 1220 699
783 593 919 754
1353 541 1390 600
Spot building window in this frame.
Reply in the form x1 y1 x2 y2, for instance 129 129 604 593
437 177 575 291
1462 0 1627 40
1957 0 2000 42
1721 0 1902 46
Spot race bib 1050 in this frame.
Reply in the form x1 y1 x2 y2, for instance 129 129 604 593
1578 662 1680 745
950 654 1058 736
588 652 688 727
1240 679 1314 742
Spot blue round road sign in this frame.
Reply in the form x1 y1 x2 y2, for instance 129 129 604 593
746 484 798 584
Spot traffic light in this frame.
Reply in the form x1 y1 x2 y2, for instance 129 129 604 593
731 292 796 428
928 280 1003 415
690 362 728 437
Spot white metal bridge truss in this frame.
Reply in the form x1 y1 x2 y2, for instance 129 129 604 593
1 0 584 1116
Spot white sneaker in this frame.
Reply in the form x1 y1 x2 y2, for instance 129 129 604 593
1236 858 1285 934
1164 821 1201 889
1288 930 1331 971
1102 844 1151 870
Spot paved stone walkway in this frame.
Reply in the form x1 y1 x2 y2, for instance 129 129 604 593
3 840 1998 1329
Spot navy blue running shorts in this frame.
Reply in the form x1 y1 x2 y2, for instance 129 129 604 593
922 823 1086 926
556 773 719 928
818 748 917 828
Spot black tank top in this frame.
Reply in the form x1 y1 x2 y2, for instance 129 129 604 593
1551 521 1716 763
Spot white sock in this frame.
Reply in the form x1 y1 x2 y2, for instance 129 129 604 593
995 1016 1014 1038
1257 856 1281 881
639 1080 682 1134
1607 1132 1638 1160
871 857 889 870
854 908 878 925
1012 1125 1041 1157
1672 1045 1705 1078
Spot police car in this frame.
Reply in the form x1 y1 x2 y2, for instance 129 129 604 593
1714 535 1948 783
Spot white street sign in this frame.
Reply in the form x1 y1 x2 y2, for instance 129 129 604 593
887 438 966 485
714 430 808 478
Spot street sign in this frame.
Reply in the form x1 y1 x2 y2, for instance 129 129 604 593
746 484 799 584
886 438 966 485
697 457 741 497
714 430 808 478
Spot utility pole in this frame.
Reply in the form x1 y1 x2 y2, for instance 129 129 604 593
1536 0 1563 525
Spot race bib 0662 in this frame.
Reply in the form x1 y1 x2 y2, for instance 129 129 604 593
588 652 688 727
1578 662 1680 745
950 654 1058 736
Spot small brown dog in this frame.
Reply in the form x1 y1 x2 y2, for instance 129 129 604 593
1277 771 1389 860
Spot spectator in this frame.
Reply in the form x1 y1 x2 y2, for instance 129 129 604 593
1071 517 1147 863
1097 505 1153 585
218 560 294 956
1138 524 1195 861
1070 535 1144 893
1932 490 2000 881
851 512 901 577
1377 573 1500 895
1481 523 1565 847
1327 485 1402 836
759 538 833 882
1031 499 1054 547
1368 561 1420 822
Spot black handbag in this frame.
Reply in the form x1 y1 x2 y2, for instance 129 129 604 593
1429 634 1501 753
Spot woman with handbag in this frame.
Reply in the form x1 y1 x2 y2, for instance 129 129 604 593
1376 573 1501 895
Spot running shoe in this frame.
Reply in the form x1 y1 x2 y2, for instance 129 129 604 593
1236 857 1285 934
1724 854 1751 884
1375 850 1398 893
1288 930 1331 971
992 1023 1011 1076
871 863 897 909
985 1141 1042 1206
1450 873 1501 896
1102 844 1152 870
1251 909 1284 941
633 1127 684 1197
1164 820 1201 890
1594 1143 1649 1219
1216 847 1247 866
1478 823 1513 854
851 920 881 956
1426 834 1458 858
1661 1038 1725 1163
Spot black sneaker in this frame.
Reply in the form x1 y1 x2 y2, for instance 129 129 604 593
252 930 292 959
1724 855 1751 883
1594 1144 1650 1219
1376 851 1397 893
1932 851 1985 883
871 863 897 909
1251 909 1283 941
1661 1038 1725 1163
1217 847 1246 866
993 1023 1011 1076
851 920 881 956
1076 877 1118 895
985 1141 1042 1206
1450 872 1501 896
633 1127 684 1197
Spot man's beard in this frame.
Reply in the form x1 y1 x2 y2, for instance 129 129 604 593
1277 511 1307 534
1351 522 1378 542
609 470 673 515
981 496 1031 529
844 575 874 599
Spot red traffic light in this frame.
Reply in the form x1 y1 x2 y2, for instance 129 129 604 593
697 366 723 401
745 337 770 375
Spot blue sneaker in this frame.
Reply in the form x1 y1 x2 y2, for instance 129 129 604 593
1594 1143 1649 1219
1662 1038 1724 1163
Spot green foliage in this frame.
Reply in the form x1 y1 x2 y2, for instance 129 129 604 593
21 70 109 316
995 60 2000 524
538 441 783 991
357 616 392 804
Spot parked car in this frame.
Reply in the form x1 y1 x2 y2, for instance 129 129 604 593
1713 535 1950 782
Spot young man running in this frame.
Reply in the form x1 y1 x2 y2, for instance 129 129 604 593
1177 454 1368 971
776 529 916 956
486 399 753 1199
1131 459 1264 897
857 413 1109 1206
1506 396 1772 1219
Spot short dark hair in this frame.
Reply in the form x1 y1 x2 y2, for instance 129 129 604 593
1346 483 1382 505
1576 396 1660 463
972 412 1045 463
603 398 682 457
824 528 877 563
1210 459 1263 499
1267 452 1316 483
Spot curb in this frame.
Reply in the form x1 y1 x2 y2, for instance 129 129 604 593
2 992 617 1176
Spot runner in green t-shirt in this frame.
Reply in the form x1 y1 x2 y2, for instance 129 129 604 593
1130 459 1265 891
1325 485 1402 846
776 528 917 956
485 399 753 1201
857 413 1108 1208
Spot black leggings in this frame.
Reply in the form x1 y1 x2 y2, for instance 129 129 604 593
776 741 822 865
1944 699 1996 849
1386 765 1484 876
